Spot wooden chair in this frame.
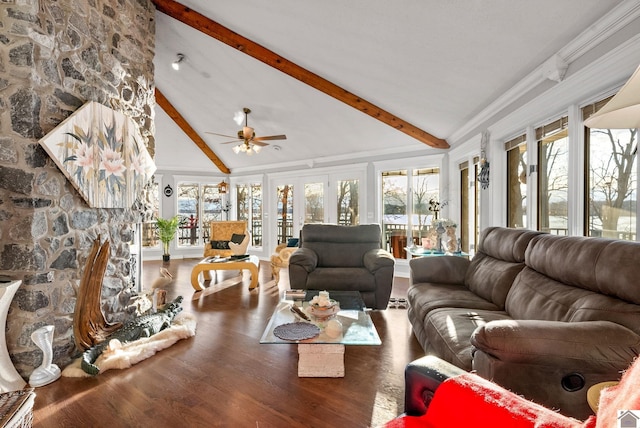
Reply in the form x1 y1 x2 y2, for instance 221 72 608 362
203 221 248 258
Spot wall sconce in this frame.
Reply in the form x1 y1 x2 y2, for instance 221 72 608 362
172 53 185 71
217 180 228 194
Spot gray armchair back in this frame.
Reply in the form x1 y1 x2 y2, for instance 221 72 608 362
289 224 395 309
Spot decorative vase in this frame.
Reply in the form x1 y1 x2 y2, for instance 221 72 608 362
445 226 458 253
29 325 61 387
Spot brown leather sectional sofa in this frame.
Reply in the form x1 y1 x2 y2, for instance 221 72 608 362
407 226 640 419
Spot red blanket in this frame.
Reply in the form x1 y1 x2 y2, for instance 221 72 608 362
386 356 640 428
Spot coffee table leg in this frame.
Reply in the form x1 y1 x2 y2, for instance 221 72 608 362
190 266 204 291
297 344 345 377
248 264 260 290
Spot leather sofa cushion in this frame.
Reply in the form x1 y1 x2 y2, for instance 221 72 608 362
526 234 640 304
424 308 511 370
464 227 541 307
408 283 501 321
506 267 640 335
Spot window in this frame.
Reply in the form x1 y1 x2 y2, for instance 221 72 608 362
584 98 637 240
537 117 569 235
382 168 439 258
142 179 159 248
506 135 527 228
305 182 324 224
459 162 469 252
276 184 294 244
336 179 359 225
474 157 481 252
176 182 225 247
236 183 263 246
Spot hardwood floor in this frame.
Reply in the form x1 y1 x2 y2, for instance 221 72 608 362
32 258 424 428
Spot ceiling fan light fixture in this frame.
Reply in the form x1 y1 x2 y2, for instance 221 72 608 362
232 144 242 154
172 53 185 71
253 144 262 153
243 126 254 140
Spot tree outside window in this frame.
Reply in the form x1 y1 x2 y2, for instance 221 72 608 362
586 128 637 240
538 121 569 235
506 135 527 228
337 179 359 225
382 168 439 258
236 183 263 246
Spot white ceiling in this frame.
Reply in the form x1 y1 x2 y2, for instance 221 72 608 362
153 0 624 174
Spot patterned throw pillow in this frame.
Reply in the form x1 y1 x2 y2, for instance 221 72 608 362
210 240 230 249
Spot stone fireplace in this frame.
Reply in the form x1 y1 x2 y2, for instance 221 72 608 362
0 0 156 377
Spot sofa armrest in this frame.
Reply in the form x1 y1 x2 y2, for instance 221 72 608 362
470 319 640 368
288 248 318 288
289 248 318 272
404 355 466 416
363 248 395 273
409 256 470 285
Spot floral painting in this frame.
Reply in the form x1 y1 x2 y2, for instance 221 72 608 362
39 101 156 208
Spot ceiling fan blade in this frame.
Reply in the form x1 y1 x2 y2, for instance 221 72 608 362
220 139 243 144
205 131 238 139
253 135 287 142
252 141 269 147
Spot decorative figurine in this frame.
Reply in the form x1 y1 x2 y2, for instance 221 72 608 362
29 325 61 387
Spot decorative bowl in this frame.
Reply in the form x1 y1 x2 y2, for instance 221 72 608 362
308 302 340 320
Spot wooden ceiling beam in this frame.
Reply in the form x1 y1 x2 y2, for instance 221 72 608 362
152 0 449 149
155 88 231 174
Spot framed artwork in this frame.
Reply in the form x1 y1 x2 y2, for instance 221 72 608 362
39 101 156 208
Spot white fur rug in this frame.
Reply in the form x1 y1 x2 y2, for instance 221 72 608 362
62 312 196 377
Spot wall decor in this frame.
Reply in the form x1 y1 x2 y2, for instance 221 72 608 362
164 184 173 197
39 101 156 209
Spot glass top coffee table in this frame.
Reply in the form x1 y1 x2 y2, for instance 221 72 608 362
260 290 381 377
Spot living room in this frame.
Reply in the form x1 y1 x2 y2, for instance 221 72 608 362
1 0 640 427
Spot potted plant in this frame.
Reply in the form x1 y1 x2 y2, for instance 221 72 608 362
156 216 180 262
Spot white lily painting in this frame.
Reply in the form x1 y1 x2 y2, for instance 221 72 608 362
39 101 155 208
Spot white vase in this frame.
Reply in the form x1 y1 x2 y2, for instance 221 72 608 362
0 280 26 393
29 325 61 387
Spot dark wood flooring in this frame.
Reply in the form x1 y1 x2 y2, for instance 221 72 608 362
31 258 424 428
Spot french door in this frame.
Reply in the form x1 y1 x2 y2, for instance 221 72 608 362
272 171 363 246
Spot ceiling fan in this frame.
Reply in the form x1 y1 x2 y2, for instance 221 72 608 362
206 107 286 155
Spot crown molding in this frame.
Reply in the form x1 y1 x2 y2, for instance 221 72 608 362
448 0 640 145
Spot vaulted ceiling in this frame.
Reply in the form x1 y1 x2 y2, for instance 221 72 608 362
152 0 625 174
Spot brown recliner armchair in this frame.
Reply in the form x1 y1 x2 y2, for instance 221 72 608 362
288 224 395 309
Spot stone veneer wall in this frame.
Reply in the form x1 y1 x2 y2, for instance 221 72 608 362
0 0 155 377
